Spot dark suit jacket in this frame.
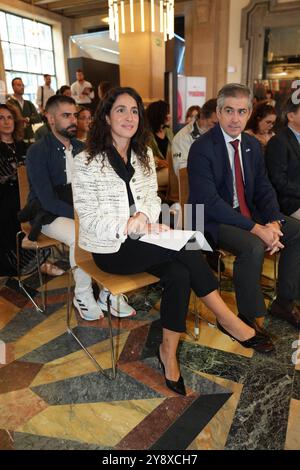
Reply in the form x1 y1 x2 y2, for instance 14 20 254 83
7 96 42 141
265 127 300 216
187 123 283 245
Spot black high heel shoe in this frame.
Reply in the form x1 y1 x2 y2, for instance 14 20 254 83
216 321 274 353
156 347 186 396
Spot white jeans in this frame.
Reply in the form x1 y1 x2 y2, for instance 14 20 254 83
41 217 91 295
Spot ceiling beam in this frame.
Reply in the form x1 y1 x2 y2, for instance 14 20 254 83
33 0 62 4
55 4 107 15
69 9 108 19
48 0 103 10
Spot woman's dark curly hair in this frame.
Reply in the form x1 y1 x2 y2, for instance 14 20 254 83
245 102 277 133
86 86 150 172
145 100 169 134
0 103 24 142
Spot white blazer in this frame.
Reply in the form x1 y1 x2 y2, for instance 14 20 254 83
72 148 161 253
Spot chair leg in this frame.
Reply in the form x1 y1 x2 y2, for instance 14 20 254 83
106 293 116 379
36 246 46 311
272 252 278 300
193 293 200 340
16 231 43 313
218 252 222 295
185 291 200 341
66 268 114 380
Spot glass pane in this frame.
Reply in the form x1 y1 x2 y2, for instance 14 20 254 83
0 12 8 41
1 41 12 69
11 44 27 72
51 76 57 92
40 50 55 75
23 18 39 48
22 73 38 103
6 14 24 44
38 23 53 51
6 71 13 94
26 47 41 74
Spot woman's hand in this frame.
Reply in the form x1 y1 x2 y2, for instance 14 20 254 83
146 223 170 234
126 212 149 236
155 158 169 170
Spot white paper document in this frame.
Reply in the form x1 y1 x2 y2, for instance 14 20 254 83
139 229 212 252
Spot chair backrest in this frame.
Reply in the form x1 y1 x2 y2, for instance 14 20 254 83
17 165 30 210
167 149 179 202
178 167 189 222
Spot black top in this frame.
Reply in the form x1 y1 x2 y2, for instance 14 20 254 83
0 139 28 272
108 145 136 215
0 140 27 194
154 134 168 159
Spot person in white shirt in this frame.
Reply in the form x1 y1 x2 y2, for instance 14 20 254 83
36 74 55 114
172 99 218 177
71 69 94 105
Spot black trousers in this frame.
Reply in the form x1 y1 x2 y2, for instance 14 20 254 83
218 216 300 320
92 238 218 333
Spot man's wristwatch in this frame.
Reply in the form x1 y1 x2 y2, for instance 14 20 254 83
274 219 286 228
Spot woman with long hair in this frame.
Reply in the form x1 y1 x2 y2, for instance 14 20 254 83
72 87 274 396
245 102 277 153
0 103 62 277
76 106 92 142
145 100 178 200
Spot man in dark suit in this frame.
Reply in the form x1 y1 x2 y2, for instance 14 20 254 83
266 98 300 220
188 83 300 333
7 78 41 143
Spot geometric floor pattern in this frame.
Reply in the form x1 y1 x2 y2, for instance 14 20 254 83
0 256 299 450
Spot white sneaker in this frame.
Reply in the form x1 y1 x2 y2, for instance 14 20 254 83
98 289 136 318
73 291 104 321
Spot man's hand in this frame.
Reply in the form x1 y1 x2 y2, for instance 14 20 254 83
250 223 284 254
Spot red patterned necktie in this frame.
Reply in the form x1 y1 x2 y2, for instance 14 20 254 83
230 139 251 218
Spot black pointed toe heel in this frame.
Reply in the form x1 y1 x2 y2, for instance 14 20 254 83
216 321 274 353
156 347 186 396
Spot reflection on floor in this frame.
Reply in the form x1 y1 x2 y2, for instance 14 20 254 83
0 255 299 450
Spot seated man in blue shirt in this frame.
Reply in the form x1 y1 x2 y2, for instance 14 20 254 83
26 95 135 320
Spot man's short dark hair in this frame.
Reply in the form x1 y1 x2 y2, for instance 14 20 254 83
45 94 76 113
76 69 83 73
284 97 300 120
43 74 50 78
201 98 217 119
12 77 22 87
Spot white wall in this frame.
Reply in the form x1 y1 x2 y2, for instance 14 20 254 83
227 0 249 84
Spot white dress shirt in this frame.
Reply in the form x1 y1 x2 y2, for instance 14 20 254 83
65 145 74 184
36 85 55 110
71 80 94 104
220 127 245 209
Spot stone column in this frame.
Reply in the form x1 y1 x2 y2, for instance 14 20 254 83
118 1 165 103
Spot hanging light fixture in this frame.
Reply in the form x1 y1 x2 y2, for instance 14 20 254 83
108 0 174 42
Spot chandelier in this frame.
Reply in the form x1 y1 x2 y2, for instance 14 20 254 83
108 0 174 42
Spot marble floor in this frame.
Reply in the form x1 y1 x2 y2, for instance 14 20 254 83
0 256 299 450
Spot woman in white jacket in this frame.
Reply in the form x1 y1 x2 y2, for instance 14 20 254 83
72 87 273 396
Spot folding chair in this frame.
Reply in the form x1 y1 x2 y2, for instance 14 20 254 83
66 211 159 380
16 165 62 312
